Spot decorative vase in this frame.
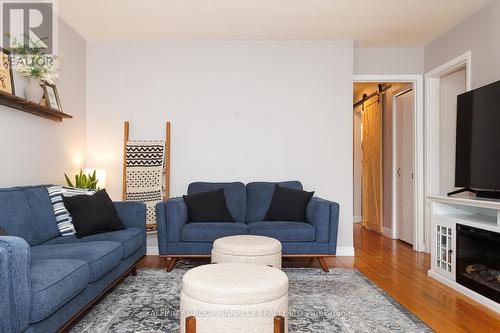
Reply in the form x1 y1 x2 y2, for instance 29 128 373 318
24 77 44 103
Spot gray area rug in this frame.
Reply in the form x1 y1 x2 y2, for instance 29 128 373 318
69 268 433 333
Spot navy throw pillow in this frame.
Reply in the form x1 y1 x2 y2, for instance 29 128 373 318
183 189 235 222
264 184 314 222
63 190 125 237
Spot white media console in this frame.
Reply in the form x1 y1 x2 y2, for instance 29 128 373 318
428 195 500 313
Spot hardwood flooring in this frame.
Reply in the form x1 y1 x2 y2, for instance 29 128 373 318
138 223 500 332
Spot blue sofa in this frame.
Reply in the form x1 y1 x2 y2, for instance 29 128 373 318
0 186 146 333
156 181 339 271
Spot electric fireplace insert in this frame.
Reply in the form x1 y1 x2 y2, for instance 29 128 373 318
456 224 500 303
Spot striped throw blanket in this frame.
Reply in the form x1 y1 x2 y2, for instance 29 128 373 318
125 140 165 226
47 186 96 236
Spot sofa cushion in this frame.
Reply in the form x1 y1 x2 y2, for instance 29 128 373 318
246 181 303 222
30 259 89 323
247 221 315 242
181 222 248 242
22 187 61 243
44 228 143 259
188 182 246 222
0 189 38 245
30 241 122 282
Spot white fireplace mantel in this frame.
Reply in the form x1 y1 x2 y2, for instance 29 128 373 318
427 195 500 313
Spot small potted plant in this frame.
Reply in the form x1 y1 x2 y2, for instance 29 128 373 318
8 35 58 103
64 170 99 190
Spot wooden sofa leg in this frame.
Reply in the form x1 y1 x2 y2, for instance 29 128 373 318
186 316 196 333
317 257 330 272
166 258 177 272
306 257 315 267
131 266 138 276
274 315 285 333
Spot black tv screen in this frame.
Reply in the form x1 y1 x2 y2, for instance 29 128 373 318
455 80 500 190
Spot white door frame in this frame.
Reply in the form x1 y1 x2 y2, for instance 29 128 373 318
353 74 425 252
424 51 471 252
391 87 414 241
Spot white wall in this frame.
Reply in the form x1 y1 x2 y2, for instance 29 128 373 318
86 41 354 250
439 68 466 195
425 0 500 89
0 18 87 186
354 48 424 75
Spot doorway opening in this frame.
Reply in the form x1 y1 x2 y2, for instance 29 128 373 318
424 51 471 252
438 66 467 196
353 81 417 246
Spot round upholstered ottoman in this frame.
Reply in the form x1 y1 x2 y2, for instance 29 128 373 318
180 263 288 333
211 235 282 269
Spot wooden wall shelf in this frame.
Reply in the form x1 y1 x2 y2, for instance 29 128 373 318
0 91 72 122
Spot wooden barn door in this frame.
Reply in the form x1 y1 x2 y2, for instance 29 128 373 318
362 96 383 232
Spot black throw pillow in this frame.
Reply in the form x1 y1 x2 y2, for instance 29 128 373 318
264 184 314 222
63 190 125 238
0 226 7 235
183 189 235 222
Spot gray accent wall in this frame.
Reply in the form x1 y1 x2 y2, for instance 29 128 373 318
354 48 424 75
425 0 500 89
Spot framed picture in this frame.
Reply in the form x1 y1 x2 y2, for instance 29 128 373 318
0 48 15 95
42 82 62 111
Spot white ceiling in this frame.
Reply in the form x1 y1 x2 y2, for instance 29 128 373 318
57 0 492 47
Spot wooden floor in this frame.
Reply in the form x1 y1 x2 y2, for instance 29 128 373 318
138 223 500 332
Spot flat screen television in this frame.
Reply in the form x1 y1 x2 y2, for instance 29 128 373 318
455 79 500 196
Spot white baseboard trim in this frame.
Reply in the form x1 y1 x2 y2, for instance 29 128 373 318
336 246 355 256
383 227 395 239
147 246 159 255
353 216 362 223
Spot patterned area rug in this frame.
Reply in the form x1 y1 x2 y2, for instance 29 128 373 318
69 268 433 333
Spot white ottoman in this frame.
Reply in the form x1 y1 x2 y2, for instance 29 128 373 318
211 235 282 269
180 263 288 333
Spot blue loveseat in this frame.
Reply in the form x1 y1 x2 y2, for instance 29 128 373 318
0 186 146 333
156 181 339 271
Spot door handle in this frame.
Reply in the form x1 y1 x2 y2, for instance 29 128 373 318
397 167 401 177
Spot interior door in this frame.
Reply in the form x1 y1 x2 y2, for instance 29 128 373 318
396 90 414 244
362 96 383 232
